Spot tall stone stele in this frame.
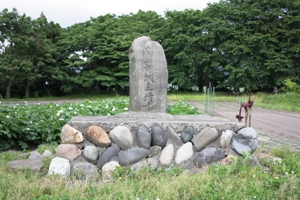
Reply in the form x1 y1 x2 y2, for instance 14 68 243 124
129 36 168 113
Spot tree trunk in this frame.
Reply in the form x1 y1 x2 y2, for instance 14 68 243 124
25 79 30 98
5 79 12 99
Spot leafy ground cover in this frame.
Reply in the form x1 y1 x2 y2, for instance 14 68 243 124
0 146 299 199
0 99 198 151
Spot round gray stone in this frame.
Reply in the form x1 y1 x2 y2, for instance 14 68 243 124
109 125 133 150
231 127 258 156
83 145 98 164
181 126 194 143
151 125 167 148
136 126 151 149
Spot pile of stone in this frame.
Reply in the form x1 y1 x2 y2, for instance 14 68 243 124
44 123 258 181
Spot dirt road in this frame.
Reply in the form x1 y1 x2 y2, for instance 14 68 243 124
188 101 300 152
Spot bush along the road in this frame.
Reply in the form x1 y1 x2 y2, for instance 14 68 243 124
0 100 199 151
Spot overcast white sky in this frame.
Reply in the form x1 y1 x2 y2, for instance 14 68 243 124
1 0 220 27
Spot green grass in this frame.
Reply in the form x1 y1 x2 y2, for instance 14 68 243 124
0 147 299 199
255 92 300 112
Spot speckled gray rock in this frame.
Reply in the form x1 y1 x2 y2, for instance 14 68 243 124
83 145 98 164
72 162 99 180
166 126 182 149
118 147 149 166
181 126 194 143
231 127 258 156
151 125 167 148
56 144 82 161
130 158 159 173
136 126 151 149
193 148 225 167
192 127 219 151
102 161 120 182
61 124 84 144
129 36 168 112
159 144 174 166
148 146 162 159
48 157 70 177
97 145 120 169
175 142 194 164
109 125 133 150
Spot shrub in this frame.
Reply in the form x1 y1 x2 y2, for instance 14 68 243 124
282 78 300 93
0 100 199 151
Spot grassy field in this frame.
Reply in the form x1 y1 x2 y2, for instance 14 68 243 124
0 146 299 199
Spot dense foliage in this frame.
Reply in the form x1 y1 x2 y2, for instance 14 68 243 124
0 100 199 151
1 0 300 98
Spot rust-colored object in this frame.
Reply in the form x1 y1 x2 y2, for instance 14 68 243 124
236 93 254 126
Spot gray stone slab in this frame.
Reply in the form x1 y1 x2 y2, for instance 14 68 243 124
129 36 168 113
68 113 245 134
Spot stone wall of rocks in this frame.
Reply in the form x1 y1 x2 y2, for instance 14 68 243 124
47 115 258 181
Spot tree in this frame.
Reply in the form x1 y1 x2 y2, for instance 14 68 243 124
205 0 300 91
0 8 22 98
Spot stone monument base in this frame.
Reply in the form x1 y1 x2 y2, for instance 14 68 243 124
68 112 245 134
59 112 248 180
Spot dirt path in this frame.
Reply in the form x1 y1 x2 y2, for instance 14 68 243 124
188 101 300 152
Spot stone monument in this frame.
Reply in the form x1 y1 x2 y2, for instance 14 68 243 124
129 36 168 112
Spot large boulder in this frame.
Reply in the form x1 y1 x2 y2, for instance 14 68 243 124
180 126 194 143
166 126 182 150
56 144 82 161
220 130 234 149
192 127 219 151
83 145 98 164
84 125 111 147
231 127 258 156
109 126 133 150
48 157 71 177
193 148 225 167
61 124 83 144
148 146 162 159
175 142 193 164
151 125 167 148
136 126 151 149
102 161 120 182
72 162 99 180
97 145 120 169
159 144 174 166
8 156 43 172
118 147 149 166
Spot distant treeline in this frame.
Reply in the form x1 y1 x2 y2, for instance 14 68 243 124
1 0 299 98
